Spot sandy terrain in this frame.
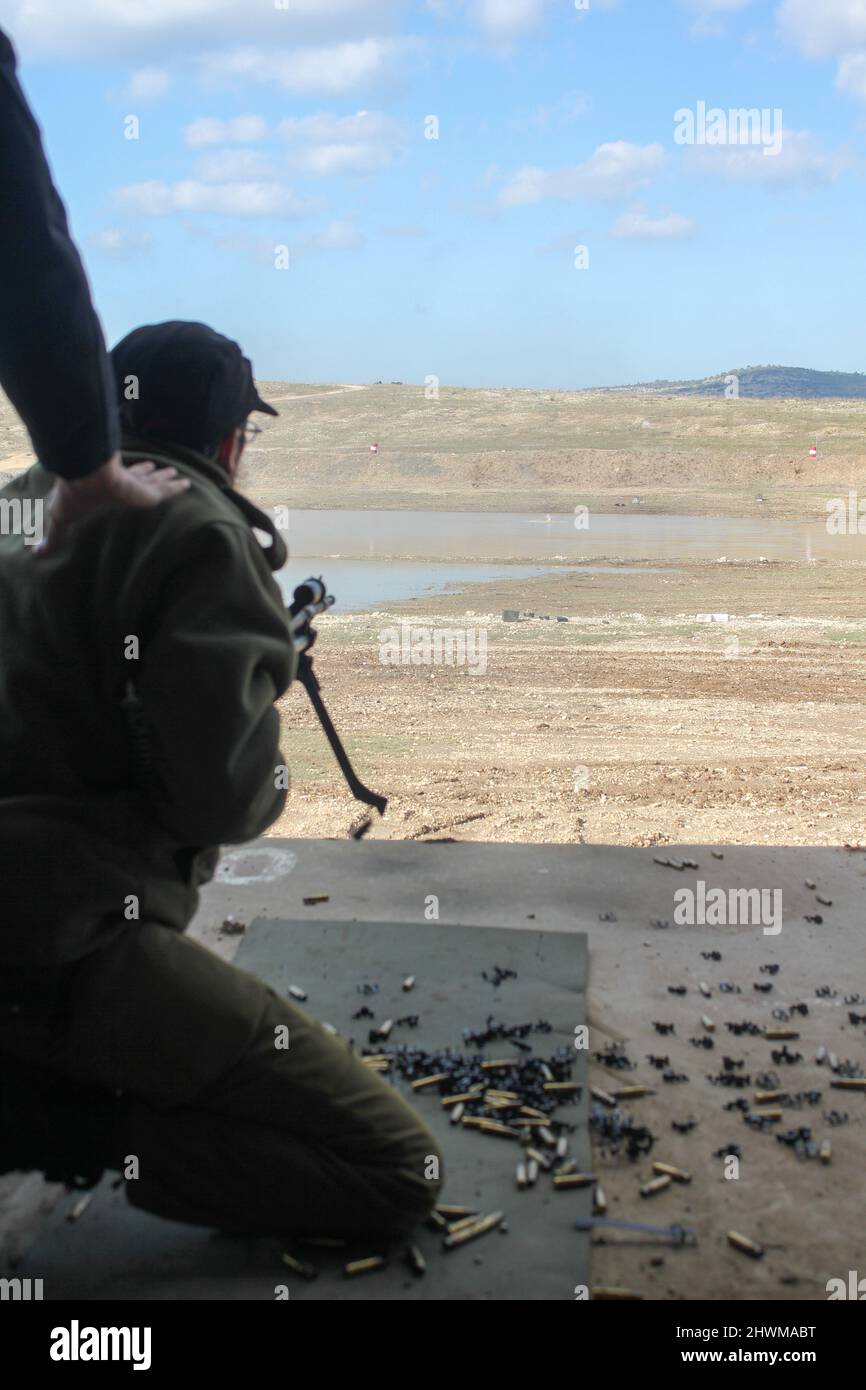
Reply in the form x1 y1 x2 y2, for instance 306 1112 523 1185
272 559 866 850
5 381 866 518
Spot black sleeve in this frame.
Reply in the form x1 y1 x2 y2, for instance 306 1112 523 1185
0 27 119 478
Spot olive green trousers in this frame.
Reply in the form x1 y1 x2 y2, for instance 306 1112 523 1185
0 924 443 1241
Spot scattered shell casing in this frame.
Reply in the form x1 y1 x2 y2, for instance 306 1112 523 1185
591 1086 617 1107
321 1022 338 1036
540 1063 554 1082
831 1078 866 1090
526 1146 552 1171
302 894 329 905
593 1184 608 1215
640 1175 671 1198
402 976 416 992
536 1126 557 1148
449 1103 465 1125
819 1139 832 1165
406 1244 426 1275
435 1204 477 1218
443 1212 504 1250
412 1073 447 1090
553 1172 596 1189
361 1055 390 1071
828 1053 839 1071
754 1091 786 1105
447 1215 482 1236
288 985 308 1001
764 1029 800 1040
463 1117 521 1139
727 1231 764 1259
526 1159 539 1186
699 982 711 998
67 1194 92 1222
612 1086 656 1100
520 1106 548 1121
441 1093 475 1107
515 1162 528 1189
592 1287 643 1301
281 1251 319 1281
756 1107 783 1120
815 1045 827 1063
543 1082 579 1093
343 1256 387 1278
555 1136 569 1160
374 1019 394 1040
652 1161 691 1184
481 1059 519 1071
426 1210 448 1231
701 1015 715 1033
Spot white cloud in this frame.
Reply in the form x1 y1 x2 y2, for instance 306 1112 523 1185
469 0 617 38
682 0 752 33
611 207 699 239
472 0 546 37
293 219 366 254
278 110 404 174
194 149 277 182
89 227 153 257
115 180 315 218
536 230 586 254
124 67 170 103
776 0 866 59
0 0 405 61
199 38 415 94
309 219 365 249
184 116 269 147
686 128 853 183
499 141 666 206
837 51 866 101
777 0 866 103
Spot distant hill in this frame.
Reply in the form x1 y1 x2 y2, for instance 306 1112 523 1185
607 366 866 399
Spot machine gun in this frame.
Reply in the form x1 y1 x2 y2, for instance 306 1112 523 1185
288 577 387 823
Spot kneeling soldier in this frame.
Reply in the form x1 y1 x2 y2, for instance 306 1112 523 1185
0 321 443 1239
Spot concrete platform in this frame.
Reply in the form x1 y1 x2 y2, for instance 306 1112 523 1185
16 919 589 1301
4 838 866 1301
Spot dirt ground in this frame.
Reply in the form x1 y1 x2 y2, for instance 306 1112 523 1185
273 559 866 850
5 380 866 518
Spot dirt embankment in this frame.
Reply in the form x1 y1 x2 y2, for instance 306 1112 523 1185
5 383 866 519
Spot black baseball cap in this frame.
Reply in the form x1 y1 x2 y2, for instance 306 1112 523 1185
110 320 277 451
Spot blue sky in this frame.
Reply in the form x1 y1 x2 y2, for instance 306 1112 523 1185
3 0 866 388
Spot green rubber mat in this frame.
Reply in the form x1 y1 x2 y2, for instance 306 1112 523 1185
18 919 589 1301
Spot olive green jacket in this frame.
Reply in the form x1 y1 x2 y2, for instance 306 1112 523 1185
0 437 294 965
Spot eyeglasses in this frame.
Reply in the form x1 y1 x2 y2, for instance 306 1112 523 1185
241 421 264 445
